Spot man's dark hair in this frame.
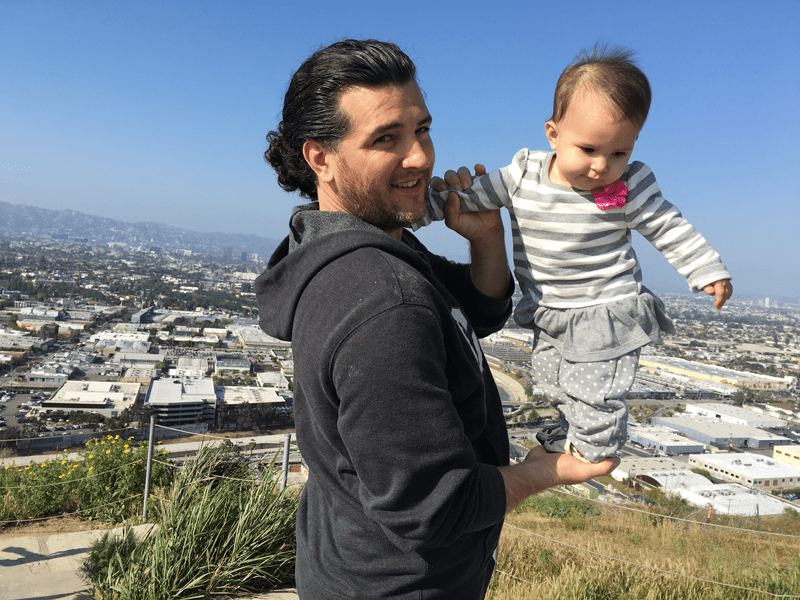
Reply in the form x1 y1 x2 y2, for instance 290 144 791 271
550 44 651 130
265 39 418 200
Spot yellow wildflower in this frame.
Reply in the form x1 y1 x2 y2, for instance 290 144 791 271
88 466 93 471
88 455 93 459
105 449 111 454
59 474 65 479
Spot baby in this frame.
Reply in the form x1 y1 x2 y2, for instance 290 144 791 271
418 45 732 463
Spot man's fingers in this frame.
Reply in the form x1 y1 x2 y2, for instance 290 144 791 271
430 176 447 192
456 166 473 190
444 169 461 191
443 166 480 191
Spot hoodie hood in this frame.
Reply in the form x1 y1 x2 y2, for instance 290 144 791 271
255 203 430 342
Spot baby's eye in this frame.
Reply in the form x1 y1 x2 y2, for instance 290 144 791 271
613 151 628 157
580 147 595 154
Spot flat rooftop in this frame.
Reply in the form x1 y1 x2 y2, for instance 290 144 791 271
685 403 787 427
692 452 800 479
655 415 791 445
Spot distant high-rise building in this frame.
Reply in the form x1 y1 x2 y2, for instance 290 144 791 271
765 297 771 308
241 251 248 261
223 247 233 260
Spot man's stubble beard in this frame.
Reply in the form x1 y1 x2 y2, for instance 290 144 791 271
335 161 426 232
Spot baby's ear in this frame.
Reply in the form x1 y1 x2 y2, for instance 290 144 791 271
544 120 559 151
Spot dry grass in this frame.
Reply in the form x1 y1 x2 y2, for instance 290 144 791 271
488 495 800 599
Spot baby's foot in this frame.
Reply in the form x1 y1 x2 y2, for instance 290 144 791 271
535 426 592 463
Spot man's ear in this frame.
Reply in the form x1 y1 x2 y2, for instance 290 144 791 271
544 120 559 151
303 139 335 184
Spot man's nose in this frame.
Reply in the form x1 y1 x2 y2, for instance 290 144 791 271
403 138 432 170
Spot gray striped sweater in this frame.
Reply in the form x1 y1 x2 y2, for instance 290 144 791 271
417 149 731 359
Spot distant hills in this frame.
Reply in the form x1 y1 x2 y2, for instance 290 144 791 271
0 201 281 258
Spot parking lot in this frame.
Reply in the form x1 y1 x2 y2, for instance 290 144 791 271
0 390 30 432
0 391 102 438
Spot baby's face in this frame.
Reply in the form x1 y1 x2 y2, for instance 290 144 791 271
545 89 641 191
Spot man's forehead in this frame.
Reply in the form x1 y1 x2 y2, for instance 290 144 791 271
338 82 430 134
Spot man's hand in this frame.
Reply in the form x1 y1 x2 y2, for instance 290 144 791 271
703 279 733 309
430 164 485 194
431 164 501 245
432 163 510 298
500 445 620 514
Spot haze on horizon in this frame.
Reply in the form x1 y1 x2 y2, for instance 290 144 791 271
2 1 798 300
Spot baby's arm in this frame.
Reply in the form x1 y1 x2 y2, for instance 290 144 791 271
626 163 732 307
414 149 528 230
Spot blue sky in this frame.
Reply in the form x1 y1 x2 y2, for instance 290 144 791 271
2 0 799 300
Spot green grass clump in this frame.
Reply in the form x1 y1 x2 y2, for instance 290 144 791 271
86 441 299 599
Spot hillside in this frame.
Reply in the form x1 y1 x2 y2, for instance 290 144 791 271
488 491 800 599
0 200 280 257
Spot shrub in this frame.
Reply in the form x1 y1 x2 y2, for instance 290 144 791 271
519 493 599 520
79 526 139 585
87 441 299 599
0 435 174 524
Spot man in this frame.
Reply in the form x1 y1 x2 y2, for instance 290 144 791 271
256 39 617 599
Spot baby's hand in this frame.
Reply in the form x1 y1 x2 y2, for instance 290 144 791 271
703 279 733 309
431 164 486 193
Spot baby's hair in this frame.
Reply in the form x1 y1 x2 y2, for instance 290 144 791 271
550 43 651 129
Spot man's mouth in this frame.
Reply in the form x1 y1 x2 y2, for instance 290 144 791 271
391 179 420 189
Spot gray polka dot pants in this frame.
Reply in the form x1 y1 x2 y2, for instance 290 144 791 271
532 339 640 462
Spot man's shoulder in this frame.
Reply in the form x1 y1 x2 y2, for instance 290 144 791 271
310 243 439 304
293 244 447 343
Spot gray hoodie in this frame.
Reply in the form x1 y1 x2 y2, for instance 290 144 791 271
256 203 512 599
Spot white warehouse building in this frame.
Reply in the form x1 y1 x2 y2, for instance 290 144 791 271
675 483 793 517
687 452 800 492
685 403 787 428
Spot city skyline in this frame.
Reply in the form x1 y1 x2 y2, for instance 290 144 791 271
2 0 799 300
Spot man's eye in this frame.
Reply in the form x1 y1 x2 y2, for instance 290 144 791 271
375 135 393 144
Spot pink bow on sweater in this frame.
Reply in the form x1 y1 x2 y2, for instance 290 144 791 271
592 180 628 210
